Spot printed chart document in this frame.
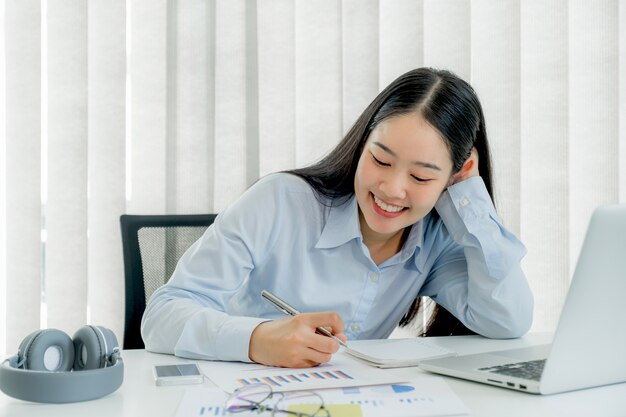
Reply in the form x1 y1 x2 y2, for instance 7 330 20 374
342 338 456 368
174 377 470 417
199 354 408 393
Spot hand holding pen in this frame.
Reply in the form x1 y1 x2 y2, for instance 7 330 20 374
261 290 348 347
247 290 348 368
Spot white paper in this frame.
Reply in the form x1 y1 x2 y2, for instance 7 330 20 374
199 353 408 393
317 376 471 416
175 377 470 417
174 388 230 417
342 338 457 368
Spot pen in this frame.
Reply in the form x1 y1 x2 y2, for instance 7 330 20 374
261 290 348 348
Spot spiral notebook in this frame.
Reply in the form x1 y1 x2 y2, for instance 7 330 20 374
342 338 456 369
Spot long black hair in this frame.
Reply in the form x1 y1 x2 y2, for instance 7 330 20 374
286 67 494 335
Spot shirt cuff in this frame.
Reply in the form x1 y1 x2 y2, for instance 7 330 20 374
435 176 496 240
174 310 267 362
214 316 269 362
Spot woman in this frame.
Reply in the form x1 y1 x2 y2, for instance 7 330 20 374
141 68 533 368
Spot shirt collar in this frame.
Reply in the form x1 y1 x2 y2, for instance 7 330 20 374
402 218 425 258
315 194 428 260
315 195 361 249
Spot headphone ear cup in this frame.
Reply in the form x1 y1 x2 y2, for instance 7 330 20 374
72 325 118 370
17 329 74 372
97 326 120 358
17 330 40 360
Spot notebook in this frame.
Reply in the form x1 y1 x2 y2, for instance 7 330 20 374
419 205 626 394
342 338 456 368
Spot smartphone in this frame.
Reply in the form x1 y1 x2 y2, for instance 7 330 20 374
153 363 204 386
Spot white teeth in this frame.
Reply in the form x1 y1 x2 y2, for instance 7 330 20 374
374 195 404 213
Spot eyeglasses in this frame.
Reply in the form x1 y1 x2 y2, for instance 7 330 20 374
225 383 330 417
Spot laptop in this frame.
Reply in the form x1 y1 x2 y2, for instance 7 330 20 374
419 205 626 395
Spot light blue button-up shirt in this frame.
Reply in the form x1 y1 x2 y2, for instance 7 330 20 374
141 173 533 362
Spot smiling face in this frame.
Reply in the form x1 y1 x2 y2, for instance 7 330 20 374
354 112 454 245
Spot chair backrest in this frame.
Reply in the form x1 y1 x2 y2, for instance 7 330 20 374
120 214 217 349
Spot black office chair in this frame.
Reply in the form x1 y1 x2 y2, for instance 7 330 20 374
120 214 217 349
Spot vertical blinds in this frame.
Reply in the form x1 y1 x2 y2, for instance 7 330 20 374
0 0 624 354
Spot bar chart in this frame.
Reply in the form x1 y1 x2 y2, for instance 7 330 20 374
237 369 355 387
200 355 408 392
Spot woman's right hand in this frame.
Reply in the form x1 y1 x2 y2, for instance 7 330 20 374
248 312 347 368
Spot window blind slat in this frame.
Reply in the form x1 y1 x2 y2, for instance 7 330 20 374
174 0 212 213
45 0 88 332
258 0 296 177
2 0 42 353
295 0 343 167
342 0 379 134
87 0 126 341
569 0 619 267
423 0 471 80
621 2 626 201
520 0 570 331
128 0 167 214
471 0 521 235
0 0 5 356
214 0 248 212
379 0 423 89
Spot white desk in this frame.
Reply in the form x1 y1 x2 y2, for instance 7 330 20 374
1 333 625 417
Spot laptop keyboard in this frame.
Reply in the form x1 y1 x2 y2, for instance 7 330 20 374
478 359 546 381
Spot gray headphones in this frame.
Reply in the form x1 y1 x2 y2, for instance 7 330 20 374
0 325 124 403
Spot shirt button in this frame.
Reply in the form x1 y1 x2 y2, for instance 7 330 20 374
350 324 361 332
460 196 471 207
370 273 379 282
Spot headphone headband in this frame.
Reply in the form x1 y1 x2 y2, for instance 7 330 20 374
0 326 124 403
0 355 124 403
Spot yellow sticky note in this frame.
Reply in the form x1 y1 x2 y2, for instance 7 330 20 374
287 403 363 417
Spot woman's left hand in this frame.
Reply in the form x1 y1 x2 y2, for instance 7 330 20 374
448 147 479 186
